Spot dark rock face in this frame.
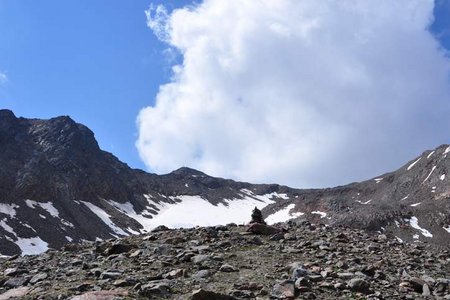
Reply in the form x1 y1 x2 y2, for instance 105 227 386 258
0 109 449 256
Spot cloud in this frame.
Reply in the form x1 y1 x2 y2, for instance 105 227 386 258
137 0 450 188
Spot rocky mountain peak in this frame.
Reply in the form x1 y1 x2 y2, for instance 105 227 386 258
0 109 18 129
170 167 208 177
0 109 16 119
27 115 100 153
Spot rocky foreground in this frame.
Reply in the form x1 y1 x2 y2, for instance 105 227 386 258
0 221 449 300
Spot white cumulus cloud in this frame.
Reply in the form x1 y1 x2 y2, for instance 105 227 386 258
137 0 450 188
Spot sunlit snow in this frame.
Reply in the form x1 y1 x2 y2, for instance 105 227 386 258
444 146 450 155
440 174 446 181
135 192 275 229
427 151 435 159
311 211 327 218
81 201 128 236
356 200 372 205
25 200 60 218
25 200 75 227
409 216 433 238
423 166 436 183
241 189 289 200
374 178 383 183
410 203 421 207
0 219 15 235
0 204 19 218
15 237 49 256
107 200 154 233
265 204 304 224
443 226 450 233
407 158 421 170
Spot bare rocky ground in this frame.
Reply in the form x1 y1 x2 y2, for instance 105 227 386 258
0 220 449 300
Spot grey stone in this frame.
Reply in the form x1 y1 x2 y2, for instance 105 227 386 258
99 271 122 280
219 264 238 272
272 280 295 299
191 289 236 300
348 278 371 294
29 273 48 284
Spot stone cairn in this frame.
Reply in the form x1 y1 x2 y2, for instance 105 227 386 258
250 207 266 225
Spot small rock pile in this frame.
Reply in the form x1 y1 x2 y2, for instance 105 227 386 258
0 221 448 299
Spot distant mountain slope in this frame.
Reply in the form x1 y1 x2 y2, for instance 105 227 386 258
262 144 450 246
0 109 448 255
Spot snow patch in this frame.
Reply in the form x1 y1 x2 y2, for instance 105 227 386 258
444 146 450 154
65 236 73 242
265 204 304 224
422 166 436 183
409 216 433 238
127 227 140 235
400 195 409 201
413 234 419 239
108 200 150 233
395 236 403 243
374 178 383 183
311 211 327 218
0 204 19 218
427 151 435 159
407 157 421 170
15 237 48 256
440 174 446 181
20 223 36 232
0 219 15 235
37 202 59 218
356 199 371 205
137 193 274 229
241 189 289 200
395 220 400 228
443 226 450 233
61 220 75 228
25 200 60 218
410 203 421 207
240 189 289 202
81 201 128 236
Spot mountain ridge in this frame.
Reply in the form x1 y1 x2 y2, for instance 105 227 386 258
0 110 449 256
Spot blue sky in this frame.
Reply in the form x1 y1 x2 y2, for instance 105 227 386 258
1 1 450 187
0 0 190 170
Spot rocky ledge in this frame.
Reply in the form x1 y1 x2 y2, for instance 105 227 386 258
0 220 449 300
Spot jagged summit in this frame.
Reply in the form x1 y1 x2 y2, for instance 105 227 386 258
0 110 449 257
